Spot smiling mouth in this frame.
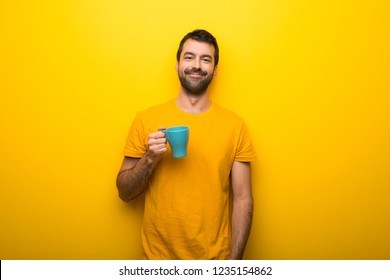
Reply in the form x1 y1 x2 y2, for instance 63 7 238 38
187 73 204 79
184 69 208 77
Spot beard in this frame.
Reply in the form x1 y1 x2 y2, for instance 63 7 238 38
178 68 214 96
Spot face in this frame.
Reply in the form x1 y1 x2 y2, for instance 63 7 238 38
176 39 217 95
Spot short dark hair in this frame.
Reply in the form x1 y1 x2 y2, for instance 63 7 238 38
176 29 219 66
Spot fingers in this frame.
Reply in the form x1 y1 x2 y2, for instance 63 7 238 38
147 128 167 155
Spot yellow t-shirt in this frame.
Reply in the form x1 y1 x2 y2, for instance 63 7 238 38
124 99 256 259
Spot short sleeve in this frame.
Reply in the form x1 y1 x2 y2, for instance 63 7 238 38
234 121 257 162
123 112 147 158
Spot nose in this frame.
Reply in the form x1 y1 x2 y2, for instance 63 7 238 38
192 57 201 69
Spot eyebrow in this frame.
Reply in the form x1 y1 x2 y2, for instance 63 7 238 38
183 52 195 57
183 52 213 60
201 54 213 60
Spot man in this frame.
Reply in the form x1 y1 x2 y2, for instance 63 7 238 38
116 29 256 260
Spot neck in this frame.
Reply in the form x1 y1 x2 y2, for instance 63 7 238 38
176 89 211 114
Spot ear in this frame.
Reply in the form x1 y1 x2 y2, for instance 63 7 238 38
213 65 218 77
175 62 179 73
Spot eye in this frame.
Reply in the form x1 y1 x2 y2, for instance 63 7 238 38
184 55 193 60
202 57 212 63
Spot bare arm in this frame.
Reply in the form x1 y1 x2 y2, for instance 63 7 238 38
116 129 167 202
230 161 254 260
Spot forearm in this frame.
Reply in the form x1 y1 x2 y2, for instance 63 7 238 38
230 196 253 260
116 151 159 202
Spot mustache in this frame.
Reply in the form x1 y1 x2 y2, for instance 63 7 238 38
184 68 208 76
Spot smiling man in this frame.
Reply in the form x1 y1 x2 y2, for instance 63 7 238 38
116 29 256 260
177 39 215 96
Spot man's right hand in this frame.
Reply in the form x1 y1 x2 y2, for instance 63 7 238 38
116 126 168 202
146 127 167 158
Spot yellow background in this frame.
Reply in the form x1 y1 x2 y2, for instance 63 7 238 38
1 0 389 259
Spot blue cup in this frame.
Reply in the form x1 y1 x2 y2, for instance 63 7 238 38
162 126 189 158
